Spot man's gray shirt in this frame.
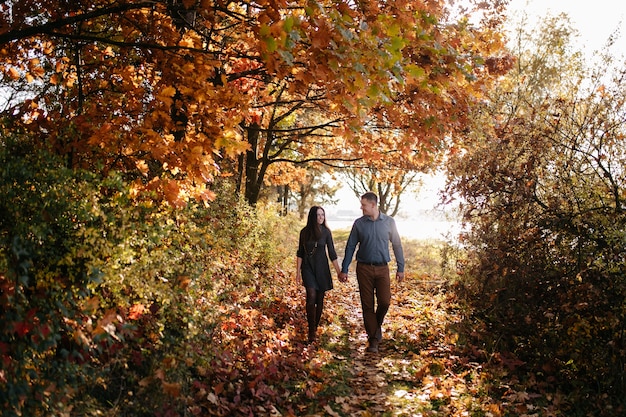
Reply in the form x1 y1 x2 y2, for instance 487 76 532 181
341 212 405 273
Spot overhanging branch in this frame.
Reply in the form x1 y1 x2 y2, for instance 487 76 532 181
0 2 158 45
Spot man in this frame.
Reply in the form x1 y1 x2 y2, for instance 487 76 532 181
339 192 405 353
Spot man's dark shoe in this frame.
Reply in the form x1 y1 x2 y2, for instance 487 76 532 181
366 339 379 353
375 326 382 343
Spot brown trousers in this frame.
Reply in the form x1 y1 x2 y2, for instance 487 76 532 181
356 263 391 342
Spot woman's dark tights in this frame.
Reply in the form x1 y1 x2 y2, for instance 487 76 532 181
306 287 325 342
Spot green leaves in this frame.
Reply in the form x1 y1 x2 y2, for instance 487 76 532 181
0 131 303 415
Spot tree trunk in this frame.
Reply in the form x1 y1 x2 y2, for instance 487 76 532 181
244 123 262 205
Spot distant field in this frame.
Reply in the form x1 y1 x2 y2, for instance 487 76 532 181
331 226 461 282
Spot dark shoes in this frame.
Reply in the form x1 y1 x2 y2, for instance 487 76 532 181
366 339 379 353
366 326 383 353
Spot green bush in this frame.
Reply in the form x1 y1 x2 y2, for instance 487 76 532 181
0 130 297 415
0 133 106 415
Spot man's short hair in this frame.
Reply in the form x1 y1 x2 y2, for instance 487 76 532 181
361 192 378 205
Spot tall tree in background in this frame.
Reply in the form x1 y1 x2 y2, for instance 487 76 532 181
293 166 340 219
343 167 419 216
1 0 511 208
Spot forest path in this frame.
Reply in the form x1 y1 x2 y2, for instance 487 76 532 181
297 278 486 417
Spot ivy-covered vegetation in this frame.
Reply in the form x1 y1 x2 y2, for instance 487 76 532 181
0 132 304 416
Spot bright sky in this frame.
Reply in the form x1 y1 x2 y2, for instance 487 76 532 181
505 0 626 54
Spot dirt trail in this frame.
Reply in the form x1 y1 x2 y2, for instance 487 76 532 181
304 280 450 416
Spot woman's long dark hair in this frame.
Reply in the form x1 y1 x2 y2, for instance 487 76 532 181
302 206 329 242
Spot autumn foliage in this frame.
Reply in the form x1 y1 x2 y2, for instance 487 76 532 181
1 0 510 206
17 1 626 416
0 131 303 415
446 15 626 415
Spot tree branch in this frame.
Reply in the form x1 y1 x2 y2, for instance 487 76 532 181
0 2 158 45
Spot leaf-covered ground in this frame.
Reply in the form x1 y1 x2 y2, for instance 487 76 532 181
267 277 553 417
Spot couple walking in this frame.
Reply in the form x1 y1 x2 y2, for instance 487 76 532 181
295 192 405 352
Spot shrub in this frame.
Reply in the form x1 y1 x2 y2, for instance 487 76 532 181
0 131 297 415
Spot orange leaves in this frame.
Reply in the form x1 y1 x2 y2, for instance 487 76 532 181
27 58 45 79
82 296 100 316
128 303 146 320
161 380 182 397
309 22 332 49
139 364 183 399
199 188 217 203
1 0 511 211
93 308 123 341
156 86 178 107
3 58 47 83
485 55 516 75
135 160 149 176
7 66 20 80
13 320 34 338
264 162 307 187
214 129 249 159
5 60 43 83
164 180 186 209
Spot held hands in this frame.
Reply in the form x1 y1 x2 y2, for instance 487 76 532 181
336 271 402 283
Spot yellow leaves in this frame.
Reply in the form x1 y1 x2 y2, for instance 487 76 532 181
6 58 45 83
42 41 54 55
27 58 41 73
64 70 77 87
135 160 149 176
264 163 307 187
178 35 199 48
214 128 248 158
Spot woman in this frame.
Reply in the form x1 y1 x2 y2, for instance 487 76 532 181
296 206 341 343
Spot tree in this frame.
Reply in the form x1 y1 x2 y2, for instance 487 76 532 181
342 167 419 216
1 0 511 207
445 12 626 410
292 167 340 219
